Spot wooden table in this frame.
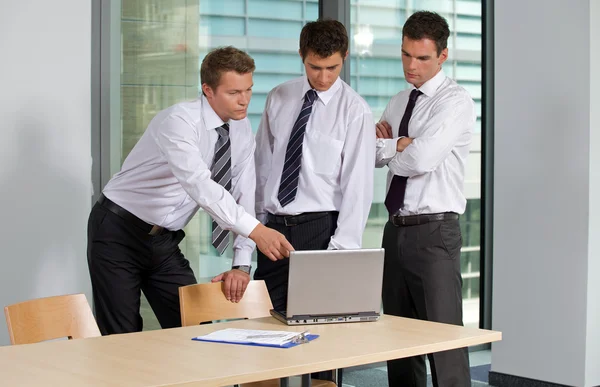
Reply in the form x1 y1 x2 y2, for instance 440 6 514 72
0 314 501 386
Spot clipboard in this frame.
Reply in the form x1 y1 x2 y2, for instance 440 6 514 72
192 328 319 348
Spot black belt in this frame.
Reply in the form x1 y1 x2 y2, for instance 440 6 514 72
390 212 459 227
267 211 338 227
97 194 166 236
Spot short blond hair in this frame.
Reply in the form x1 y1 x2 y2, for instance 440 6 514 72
200 46 255 94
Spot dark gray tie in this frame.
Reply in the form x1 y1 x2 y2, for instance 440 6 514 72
210 123 231 255
277 89 318 207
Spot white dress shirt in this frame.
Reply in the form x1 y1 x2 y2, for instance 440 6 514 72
255 76 375 250
103 96 258 266
376 70 475 216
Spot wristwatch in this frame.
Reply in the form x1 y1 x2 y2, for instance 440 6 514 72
232 265 251 274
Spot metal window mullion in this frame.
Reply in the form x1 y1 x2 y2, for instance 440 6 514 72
319 0 350 83
96 0 122 196
91 0 101 205
481 0 494 333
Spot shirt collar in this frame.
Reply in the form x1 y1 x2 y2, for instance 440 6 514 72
415 69 447 98
301 76 342 106
200 95 227 131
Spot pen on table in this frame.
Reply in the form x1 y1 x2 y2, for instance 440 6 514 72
246 334 289 339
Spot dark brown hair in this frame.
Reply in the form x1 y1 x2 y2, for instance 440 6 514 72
200 46 255 93
299 19 348 60
402 11 450 56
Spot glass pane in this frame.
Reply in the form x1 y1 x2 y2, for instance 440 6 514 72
116 0 318 330
351 0 482 328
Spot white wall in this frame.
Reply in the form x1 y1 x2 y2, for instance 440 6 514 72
493 0 599 386
586 1 600 384
0 1 93 345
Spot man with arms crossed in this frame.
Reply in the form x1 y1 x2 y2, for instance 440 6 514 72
376 11 476 387
88 46 293 335
254 19 375 312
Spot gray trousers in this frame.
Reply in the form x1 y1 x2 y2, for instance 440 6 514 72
382 218 471 387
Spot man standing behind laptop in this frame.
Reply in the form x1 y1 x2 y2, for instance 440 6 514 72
376 11 475 387
88 46 293 335
254 19 375 311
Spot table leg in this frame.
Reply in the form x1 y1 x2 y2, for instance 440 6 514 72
301 374 312 387
336 368 343 385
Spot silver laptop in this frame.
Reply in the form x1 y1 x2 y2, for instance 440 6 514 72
270 248 384 325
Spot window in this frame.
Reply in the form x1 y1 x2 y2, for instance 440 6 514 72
113 0 318 330
106 0 483 330
350 0 483 328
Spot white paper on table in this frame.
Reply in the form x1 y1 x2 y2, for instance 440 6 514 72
194 328 309 346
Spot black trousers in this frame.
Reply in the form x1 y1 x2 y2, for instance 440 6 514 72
254 211 338 382
87 202 197 335
382 218 470 387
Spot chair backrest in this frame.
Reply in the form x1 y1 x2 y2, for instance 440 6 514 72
179 280 273 326
4 293 101 345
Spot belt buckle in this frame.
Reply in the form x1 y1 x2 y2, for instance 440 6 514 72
284 216 295 227
401 217 406 226
148 225 163 236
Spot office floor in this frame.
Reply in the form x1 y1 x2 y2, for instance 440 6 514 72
341 350 491 386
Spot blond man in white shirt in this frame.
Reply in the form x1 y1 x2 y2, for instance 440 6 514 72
375 11 476 387
87 47 293 335
254 20 375 313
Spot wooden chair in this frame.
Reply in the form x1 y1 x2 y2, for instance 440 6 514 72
179 280 274 326
179 281 336 387
4 293 101 345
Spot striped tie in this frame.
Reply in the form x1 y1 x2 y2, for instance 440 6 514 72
210 123 232 255
277 89 318 207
